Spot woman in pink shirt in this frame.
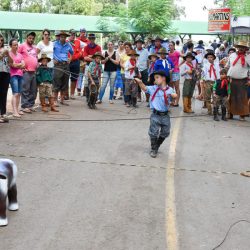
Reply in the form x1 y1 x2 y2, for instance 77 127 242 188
169 41 181 106
9 39 25 118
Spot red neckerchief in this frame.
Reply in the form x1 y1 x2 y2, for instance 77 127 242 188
151 86 170 106
221 79 228 90
209 64 217 79
137 48 142 51
93 62 101 77
233 52 246 67
129 59 136 75
186 62 193 71
155 46 161 53
149 62 155 73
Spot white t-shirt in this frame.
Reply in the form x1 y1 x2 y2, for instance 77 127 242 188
37 41 54 67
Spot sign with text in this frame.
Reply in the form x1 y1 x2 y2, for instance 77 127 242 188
208 8 231 33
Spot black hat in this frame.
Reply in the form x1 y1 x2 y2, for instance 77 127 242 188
88 33 96 39
183 52 195 61
228 47 236 54
204 52 216 60
26 31 36 37
152 70 169 79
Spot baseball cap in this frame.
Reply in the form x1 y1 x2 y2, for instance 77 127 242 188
80 28 86 32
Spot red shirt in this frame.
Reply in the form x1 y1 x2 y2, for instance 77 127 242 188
68 39 82 61
78 37 90 44
83 44 102 62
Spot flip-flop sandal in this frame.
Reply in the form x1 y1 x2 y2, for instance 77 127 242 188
240 171 250 177
60 102 69 106
18 111 24 115
23 108 32 113
0 118 5 123
13 114 21 118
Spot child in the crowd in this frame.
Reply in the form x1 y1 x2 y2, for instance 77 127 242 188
124 50 139 107
201 51 220 115
181 52 197 113
213 69 231 121
87 52 104 109
114 69 123 100
76 60 86 96
36 54 59 112
134 70 177 158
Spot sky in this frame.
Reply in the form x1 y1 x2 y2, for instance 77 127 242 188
178 0 217 21
176 0 219 43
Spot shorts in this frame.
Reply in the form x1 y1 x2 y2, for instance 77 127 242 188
69 60 80 81
10 75 23 94
172 72 180 82
38 83 53 98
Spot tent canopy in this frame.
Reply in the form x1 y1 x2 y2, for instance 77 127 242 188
0 11 210 35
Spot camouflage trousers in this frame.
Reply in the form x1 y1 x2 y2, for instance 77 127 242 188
38 82 53 98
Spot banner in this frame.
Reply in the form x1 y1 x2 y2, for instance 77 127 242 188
208 8 231 33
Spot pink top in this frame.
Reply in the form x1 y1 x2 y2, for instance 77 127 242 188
18 42 38 72
9 51 24 77
168 50 180 73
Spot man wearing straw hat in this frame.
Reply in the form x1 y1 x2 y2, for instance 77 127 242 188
226 40 250 121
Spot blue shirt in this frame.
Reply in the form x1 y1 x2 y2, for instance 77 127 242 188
154 58 174 76
146 85 174 112
53 40 73 62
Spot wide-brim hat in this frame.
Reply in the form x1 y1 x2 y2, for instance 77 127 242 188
38 54 51 62
151 70 170 83
234 40 249 49
135 37 144 43
157 47 168 54
204 52 216 60
148 53 159 60
58 31 70 37
92 52 105 60
154 36 163 41
88 33 96 39
183 52 195 61
128 50 139 57
228 47 236 54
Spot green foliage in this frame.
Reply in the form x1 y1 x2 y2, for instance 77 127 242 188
128 0 174 36
216 0 250 16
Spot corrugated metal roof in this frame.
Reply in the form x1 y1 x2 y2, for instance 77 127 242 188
0 11 210 35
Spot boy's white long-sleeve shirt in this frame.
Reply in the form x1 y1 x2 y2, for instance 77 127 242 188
201 61 220 81
124 59 139 79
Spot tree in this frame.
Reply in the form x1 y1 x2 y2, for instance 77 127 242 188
215 0 250 16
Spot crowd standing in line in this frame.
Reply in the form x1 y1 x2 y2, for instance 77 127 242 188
0 30 250 155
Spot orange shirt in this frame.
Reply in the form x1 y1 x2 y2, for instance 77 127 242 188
68 39 82 61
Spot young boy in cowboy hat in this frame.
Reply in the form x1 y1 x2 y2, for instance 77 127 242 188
201 51 220 115
134 70 177 158
154 47 174 77
36 54 59 112
148 53 159 84
124 50 140 107
181 52 197 113
87 52 104 109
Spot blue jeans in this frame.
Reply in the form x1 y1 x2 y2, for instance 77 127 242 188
99 71 116 101
10 75 23 94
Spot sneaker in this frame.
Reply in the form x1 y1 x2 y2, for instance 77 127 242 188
109 100 114 104
150 150 157 158
70 95 75 100
96 100 102 104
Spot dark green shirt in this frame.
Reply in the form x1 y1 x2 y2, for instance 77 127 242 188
36 66 53 85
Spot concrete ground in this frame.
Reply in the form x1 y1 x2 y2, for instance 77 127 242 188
0 87 250 250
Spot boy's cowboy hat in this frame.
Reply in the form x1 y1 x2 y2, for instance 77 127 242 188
92 52 105 60
157 47 168 54
148 53 159 60
183 52 195 61
204 52 216 60
38 54 51 62
58 31 70 37
152 70 170 83
234 40 249 49
128 50 139 57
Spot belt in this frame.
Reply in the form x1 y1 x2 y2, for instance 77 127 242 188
153 109 169 116
55 61 68 66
